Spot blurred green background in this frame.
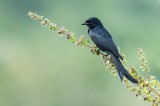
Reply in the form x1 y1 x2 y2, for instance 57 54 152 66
1 0 160 106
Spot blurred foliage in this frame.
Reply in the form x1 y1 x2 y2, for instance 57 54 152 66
1 0 160 106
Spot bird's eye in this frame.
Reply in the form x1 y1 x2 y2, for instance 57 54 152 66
86 20 90 23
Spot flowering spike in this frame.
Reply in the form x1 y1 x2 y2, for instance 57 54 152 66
57 27 67 35
28 12 160 106
49 23 57 30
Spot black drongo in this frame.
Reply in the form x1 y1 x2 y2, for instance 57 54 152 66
82 17 138 84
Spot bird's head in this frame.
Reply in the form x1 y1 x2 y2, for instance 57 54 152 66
82 17 103 28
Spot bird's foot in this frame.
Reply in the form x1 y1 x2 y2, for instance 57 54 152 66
104 53 109 57
103 53 109 59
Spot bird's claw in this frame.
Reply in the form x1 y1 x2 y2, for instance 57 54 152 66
103 53 109 59
104 53 109 57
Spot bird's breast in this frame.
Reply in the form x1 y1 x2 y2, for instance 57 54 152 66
88 29 100 45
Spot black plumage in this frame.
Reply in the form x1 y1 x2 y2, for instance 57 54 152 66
82 17 138 84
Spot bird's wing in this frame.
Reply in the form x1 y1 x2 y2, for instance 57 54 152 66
91 34 123 60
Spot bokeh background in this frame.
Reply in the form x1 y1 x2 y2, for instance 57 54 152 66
1 0 160 106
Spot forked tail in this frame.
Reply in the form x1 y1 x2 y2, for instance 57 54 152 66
109 53 138 84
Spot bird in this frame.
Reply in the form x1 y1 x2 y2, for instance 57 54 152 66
82 17 138 84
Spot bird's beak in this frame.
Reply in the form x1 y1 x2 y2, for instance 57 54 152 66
81 22 88 25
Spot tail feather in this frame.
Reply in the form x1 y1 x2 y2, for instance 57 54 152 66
109 53 138 84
